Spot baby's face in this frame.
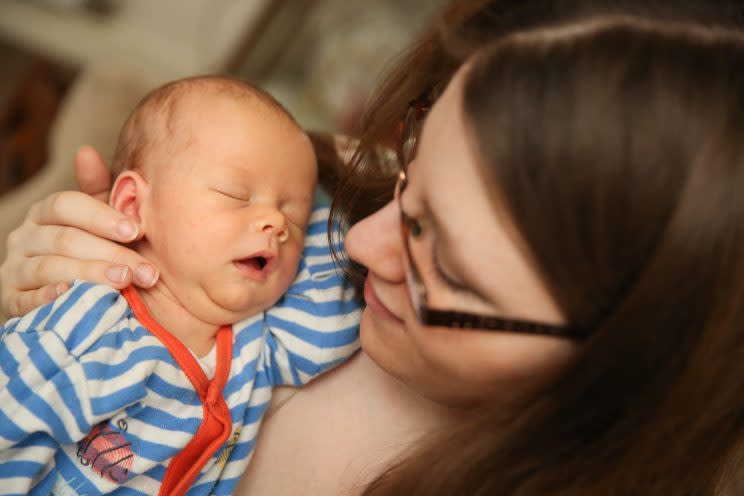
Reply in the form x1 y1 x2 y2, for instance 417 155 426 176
140 93 317 324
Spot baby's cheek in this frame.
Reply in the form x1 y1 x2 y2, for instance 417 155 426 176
281 240 304 280
294 238 305 263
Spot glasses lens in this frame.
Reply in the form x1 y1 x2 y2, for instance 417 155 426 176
397 171 424 322
404 262 423 320
401 99 430 169
402 110 419 167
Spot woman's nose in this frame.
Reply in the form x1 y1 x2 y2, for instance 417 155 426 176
345 200 406 282
253 207 288 242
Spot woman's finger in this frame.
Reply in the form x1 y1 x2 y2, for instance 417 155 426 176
8 283 70 317
27 191 142 243
2 253 158 317
15 256 137 291
75 145 112 202
13 226 158 287
22 225 147 263
25 226 158 286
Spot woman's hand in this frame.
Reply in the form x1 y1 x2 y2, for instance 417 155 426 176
0 146 159 317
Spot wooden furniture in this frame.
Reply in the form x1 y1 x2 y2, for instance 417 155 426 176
0 41 74 196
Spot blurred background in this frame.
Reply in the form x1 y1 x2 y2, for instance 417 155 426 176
0 0 447 278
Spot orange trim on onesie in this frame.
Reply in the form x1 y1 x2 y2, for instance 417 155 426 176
121 286 233 496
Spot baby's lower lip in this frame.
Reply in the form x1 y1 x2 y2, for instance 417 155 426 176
233 260 269 281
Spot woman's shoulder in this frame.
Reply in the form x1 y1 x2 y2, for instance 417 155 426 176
235 352 456 495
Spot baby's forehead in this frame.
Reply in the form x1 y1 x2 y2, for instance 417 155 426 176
144 80 304 148
155 82 302 141
113 76 310 178
142 82 314 176
161 78 293 119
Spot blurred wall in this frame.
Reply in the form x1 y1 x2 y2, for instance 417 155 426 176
0 0 271 79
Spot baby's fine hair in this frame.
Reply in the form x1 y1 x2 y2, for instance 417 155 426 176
111 75 297 176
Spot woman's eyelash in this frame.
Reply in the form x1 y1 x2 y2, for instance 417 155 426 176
409 205 471 294
431 245 469 292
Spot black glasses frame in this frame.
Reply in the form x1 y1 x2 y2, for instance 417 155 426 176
395 99 587 340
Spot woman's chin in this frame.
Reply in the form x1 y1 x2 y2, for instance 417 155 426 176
359 309 410 381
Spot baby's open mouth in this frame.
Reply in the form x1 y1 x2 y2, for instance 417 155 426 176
233 252 276 281
248 256 268 270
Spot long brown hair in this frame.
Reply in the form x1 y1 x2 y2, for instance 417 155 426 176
328 0 744 289
361 18 744 495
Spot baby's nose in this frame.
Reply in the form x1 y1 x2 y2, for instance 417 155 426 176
254 208 288 242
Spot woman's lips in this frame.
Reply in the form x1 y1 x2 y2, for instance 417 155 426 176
363 278 404 324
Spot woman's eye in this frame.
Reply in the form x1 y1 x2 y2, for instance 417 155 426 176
431 245 469 293
406 218 423 238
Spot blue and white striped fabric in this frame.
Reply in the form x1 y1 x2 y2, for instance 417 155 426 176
0 203 361 495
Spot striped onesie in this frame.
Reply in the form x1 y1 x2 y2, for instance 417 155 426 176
0 203 361 495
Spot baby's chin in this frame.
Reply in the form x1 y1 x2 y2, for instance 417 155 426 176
202 279 288 322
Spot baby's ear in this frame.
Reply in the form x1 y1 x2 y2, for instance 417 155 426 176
109 170 150 226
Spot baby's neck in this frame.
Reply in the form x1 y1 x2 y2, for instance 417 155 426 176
135 281 218 357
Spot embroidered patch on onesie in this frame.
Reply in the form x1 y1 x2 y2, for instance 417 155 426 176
76 419 134 483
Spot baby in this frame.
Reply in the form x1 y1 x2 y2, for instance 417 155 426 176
0 76 360 495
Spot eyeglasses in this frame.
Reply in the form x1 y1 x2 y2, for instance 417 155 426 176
395 99 587 340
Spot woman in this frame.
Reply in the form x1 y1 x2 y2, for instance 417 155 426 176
237 17 744 495
3 5 744 496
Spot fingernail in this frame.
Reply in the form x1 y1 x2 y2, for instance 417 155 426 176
45 285 60 300
46 282 69 300
105 266 130 284
56 282 70 296
117 219 138 241
134 264 158 287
